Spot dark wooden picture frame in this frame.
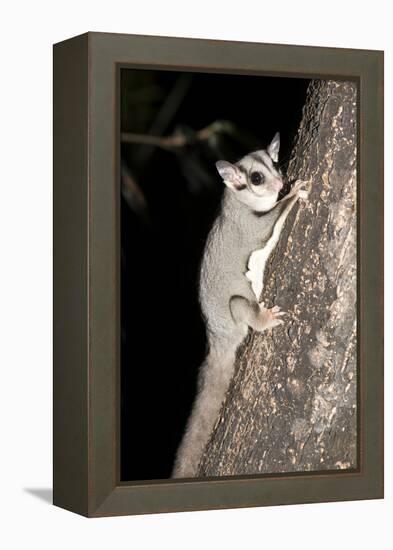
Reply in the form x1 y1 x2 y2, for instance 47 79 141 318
53 32 383 517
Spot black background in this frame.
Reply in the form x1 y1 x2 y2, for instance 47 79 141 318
120 68 310 481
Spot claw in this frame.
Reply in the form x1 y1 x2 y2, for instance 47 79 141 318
287 179 309 198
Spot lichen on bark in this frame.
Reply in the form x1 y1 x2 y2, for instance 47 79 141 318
198 80 358 476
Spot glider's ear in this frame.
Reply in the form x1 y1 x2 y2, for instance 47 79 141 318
267 132 280 162
216 161 244 190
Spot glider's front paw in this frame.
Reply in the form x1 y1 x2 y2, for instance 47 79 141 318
289 179 308 196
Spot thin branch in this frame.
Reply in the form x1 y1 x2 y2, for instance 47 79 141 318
135 73 193 165
121 120 235 150
121 161 150 224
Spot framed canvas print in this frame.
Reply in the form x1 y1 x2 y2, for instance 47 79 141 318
53 32 383 517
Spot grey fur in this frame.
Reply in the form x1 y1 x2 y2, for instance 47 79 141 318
172 137 305 478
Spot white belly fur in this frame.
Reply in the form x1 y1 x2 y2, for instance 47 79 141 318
245 191 305 302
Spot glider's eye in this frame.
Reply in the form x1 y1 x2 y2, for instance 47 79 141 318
250 171 264 186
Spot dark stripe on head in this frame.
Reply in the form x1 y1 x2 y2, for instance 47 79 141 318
237 164 248 176
250 153 274 175
235 183 247 191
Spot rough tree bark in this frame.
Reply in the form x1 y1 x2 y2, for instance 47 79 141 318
198 80 358 476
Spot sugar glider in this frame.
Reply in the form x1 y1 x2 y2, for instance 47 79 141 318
172 133 307 478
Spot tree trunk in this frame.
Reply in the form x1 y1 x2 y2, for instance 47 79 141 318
198 80 358 476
